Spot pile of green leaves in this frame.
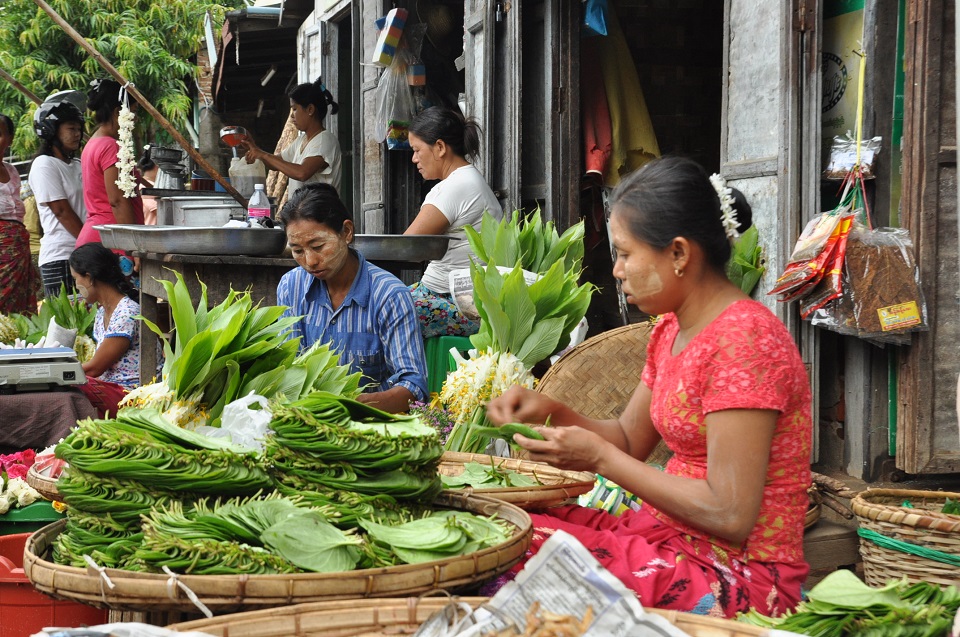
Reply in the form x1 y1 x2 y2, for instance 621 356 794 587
56 408 272 496
360 510 511 565
469 262 593 368
465 209 585 275
129 272 362 427
726 226 765 295
135 495 362 575
739 570 960 637
267 392 443 509
4 283 97 344
442 460 541 489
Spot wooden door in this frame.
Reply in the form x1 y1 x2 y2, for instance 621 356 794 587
358 0 387 233
897 0 960 474
720 0 822 457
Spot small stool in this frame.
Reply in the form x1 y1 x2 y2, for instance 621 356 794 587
424 335 474 396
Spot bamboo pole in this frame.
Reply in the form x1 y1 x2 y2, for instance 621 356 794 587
0 68 42 105
32 0 248 208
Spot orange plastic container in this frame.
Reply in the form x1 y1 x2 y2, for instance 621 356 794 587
0 533 107 637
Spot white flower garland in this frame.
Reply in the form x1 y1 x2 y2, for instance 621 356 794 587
115 83 137 198
709 173 739 241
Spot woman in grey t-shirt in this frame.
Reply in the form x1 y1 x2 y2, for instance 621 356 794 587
405 107 503 338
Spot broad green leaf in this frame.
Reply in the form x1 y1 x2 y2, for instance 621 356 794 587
500 268 536 351
515 317 567 367
262 512 361 573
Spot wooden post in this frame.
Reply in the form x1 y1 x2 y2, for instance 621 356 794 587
32 0 248 208
0 68 42 105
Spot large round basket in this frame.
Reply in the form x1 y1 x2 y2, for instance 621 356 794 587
167 597 771 636
23 492 531 614
26 456 63 502
439 452 595 510
851 488 960 587
535 322 670 465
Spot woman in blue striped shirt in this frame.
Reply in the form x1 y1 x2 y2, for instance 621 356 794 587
276 183 428 413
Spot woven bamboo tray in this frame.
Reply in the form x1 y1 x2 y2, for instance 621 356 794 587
167 596 771 636
851 488 960 587
26 456 64 502
439 452 596 510
23 492 532 613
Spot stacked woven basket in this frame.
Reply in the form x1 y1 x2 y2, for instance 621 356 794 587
852 488 960 587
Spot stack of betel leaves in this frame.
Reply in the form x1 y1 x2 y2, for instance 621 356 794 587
54 408 272 569
739 569 960 637
53 396 512 574
50 277 517 576
266 392 444 526
440 209 594 454
441 460 542 489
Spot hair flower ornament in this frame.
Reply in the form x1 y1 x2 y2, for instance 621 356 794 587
709 173 739 241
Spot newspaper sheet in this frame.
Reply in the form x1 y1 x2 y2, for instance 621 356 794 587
416 530 692 637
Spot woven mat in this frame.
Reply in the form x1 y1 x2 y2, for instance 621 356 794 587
538 322 654 421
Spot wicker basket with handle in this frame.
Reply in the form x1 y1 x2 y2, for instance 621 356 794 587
166 596 772 637
23 492 531 614
851 488 960 587
439 452 596 510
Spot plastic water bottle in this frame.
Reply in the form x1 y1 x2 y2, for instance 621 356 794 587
246 183 271 221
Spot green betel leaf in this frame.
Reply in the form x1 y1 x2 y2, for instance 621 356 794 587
805 569 905 610
528 261 567 317
463 224 487 263
500 267 536 351
262 512 361 573
166 272 198 353
515 316 567 367
471 264 511 350
172 330 218 396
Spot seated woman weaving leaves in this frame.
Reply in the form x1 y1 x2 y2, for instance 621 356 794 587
485 157 812 618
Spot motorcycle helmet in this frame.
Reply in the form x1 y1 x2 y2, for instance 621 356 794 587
34 100 84 142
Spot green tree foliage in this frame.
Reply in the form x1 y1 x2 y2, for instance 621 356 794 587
0 0 245 158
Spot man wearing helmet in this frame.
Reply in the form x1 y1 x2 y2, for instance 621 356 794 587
28 97 87 296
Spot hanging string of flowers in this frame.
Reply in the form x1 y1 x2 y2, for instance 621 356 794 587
115 82 138 198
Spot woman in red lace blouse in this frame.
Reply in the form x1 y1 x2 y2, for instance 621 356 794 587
486 156 811 618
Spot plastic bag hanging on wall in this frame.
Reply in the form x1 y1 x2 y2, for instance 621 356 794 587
374 50 416 150
583 0 609 37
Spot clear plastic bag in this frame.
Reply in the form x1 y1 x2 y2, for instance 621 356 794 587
823 134 882 180
195 392 272 452
808 225 928 344
374 50 416 149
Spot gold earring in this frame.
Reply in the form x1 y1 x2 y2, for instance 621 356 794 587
674 267 684 278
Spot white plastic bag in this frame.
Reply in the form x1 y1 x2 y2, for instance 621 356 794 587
195 392 272 452
374 50 416 147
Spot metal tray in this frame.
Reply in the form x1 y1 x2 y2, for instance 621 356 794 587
95 225 287 256
352 234 450 262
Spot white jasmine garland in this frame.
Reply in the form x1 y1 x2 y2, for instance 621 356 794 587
115 83 138 198
709 173 739 241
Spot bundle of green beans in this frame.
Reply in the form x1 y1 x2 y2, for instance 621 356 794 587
266 393 444 506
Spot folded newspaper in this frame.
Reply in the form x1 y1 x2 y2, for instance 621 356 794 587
414 530 692 637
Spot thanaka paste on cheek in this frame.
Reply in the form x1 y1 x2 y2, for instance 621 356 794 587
625 262 664 299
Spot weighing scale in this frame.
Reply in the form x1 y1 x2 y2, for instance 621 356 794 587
0 347 86 393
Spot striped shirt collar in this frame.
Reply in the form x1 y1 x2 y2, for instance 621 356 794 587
304 248 371 310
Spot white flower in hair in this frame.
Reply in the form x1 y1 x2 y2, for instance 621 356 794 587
709 173 739 241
